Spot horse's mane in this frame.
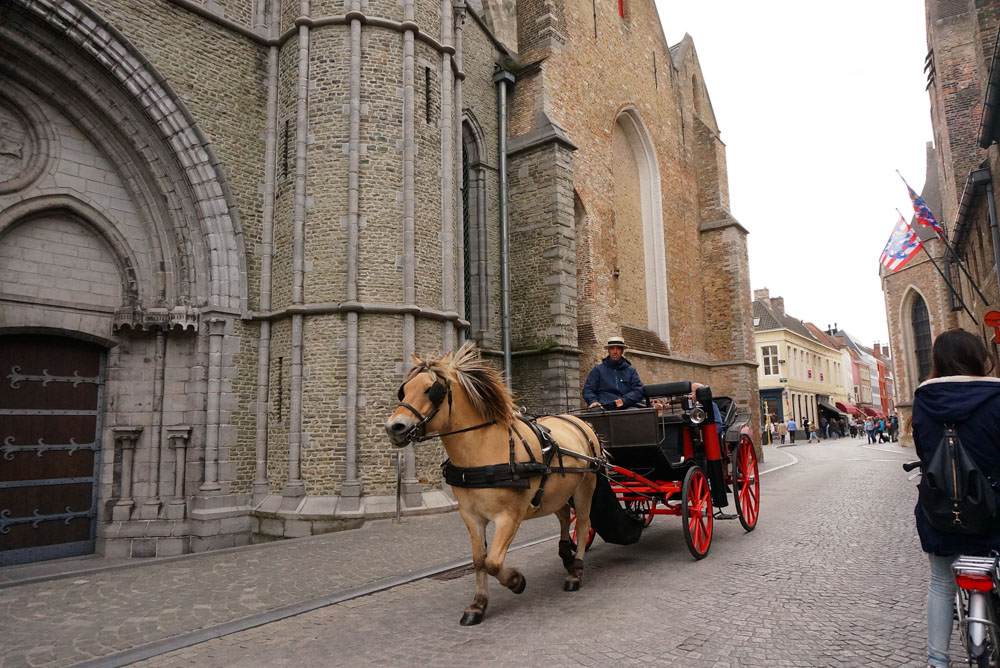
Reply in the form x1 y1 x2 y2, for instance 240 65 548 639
410 342 517 428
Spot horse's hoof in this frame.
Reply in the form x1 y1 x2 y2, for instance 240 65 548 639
460 611 484 626
510 573 526 594
564 579 580 592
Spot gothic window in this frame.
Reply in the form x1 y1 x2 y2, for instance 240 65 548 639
912 294 932 382
462 118 489 342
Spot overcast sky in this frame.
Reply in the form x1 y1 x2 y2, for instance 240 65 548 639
656 1 933 351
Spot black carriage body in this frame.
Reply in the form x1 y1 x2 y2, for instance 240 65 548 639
580 407 704 482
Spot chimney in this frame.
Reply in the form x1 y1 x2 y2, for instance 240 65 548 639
771 296 784 316
882 344 889 358
753 288 770 307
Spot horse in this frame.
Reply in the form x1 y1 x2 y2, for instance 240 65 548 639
384 342 600 625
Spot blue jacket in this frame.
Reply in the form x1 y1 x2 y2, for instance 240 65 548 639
582 356 644 408
912 375 1000 556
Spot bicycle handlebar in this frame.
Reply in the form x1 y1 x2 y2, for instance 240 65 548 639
903 460 923 472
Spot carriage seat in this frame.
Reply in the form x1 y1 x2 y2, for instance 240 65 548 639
713 396 738 430
642 381 692 399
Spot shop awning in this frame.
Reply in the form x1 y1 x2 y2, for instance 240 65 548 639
861 407 885 419
835 401 861 415
817 401 846 417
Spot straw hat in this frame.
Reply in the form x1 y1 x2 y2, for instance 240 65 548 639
605 336 626 350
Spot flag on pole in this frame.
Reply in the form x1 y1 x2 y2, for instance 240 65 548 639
905 183 946 239
880 216 924 272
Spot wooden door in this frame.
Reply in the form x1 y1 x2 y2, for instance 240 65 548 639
0 336 103 565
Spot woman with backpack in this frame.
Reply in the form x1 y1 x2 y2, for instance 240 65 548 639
911 328 1000 668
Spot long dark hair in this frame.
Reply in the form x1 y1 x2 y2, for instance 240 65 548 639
929 328 993 379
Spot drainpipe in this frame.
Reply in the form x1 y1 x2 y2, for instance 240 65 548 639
284 0 310 506
440 0 455 351
254 0 280 502
454 1 466 342
494 69 514 388
986 181 1000 298
399 0 421 505
341 0 364 509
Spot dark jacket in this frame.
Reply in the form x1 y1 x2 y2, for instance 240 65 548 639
912 375 1000 556
582 356 644 408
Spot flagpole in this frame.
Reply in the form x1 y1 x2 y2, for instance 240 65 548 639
894 206 975 319
897 172 991 304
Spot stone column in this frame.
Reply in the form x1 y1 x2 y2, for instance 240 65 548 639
111 426 142 521
165 426 191 519
200 318 225 493
139 329 166 519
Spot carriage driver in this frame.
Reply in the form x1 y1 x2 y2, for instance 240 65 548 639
583 337 645 409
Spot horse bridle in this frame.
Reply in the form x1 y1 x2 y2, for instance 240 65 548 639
395 371 453 443
395 370 494 443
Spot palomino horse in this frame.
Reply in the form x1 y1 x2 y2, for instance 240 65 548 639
384 342 600 625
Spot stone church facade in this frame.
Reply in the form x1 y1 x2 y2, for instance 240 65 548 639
882 1 1000 448
0 0 756 563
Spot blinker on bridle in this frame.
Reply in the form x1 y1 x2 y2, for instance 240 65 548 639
395 371 453 443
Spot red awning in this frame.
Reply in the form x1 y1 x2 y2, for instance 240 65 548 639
835 401 861 415
861 407 885 419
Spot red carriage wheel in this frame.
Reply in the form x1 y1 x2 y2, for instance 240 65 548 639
732 434 760 532
681 465 713 559
569 511 596 551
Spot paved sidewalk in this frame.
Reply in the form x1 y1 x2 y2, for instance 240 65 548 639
0 509 560 667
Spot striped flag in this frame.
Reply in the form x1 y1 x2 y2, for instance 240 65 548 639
906 183 946 239
880 216 924 272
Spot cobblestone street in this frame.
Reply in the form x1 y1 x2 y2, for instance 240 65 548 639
2 440 949 666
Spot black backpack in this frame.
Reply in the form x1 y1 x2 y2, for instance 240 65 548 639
918 425 999 534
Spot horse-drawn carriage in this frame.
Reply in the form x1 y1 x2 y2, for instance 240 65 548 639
386 344 760 625
572 380 760 560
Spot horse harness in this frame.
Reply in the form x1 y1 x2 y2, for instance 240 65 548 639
396 372 600 508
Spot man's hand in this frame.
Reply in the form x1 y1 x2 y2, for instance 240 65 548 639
588 401 601 408
614 399 623 408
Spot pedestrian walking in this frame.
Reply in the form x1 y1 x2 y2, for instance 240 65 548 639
864 417 876 443
889 414 899 442
849 417 858 438
909 328 1000 668
877 418 888 443
839 418 847 439
777 420 787 445
820 416 829 439
808 423 819 443
786 417 797 444
769 421 777 445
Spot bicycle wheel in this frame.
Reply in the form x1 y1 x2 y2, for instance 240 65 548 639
963 590 1000 668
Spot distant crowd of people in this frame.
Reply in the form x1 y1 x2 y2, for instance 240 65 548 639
765 413 899 445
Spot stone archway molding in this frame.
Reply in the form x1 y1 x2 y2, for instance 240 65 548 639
0 193 141 307
0 80 57 195
11 0 248 312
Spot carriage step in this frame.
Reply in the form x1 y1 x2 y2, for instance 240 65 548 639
713 512 739 520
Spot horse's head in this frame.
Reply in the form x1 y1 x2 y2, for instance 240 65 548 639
384 353 453 446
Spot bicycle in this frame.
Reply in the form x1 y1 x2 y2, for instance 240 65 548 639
904 460 1000 667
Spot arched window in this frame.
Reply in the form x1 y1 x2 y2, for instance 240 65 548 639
461 117 489 342
912 294 932 382
611 110 669 345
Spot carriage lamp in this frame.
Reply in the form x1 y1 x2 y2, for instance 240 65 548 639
820 373 824 381
807 369 812 378
689 402 707 425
